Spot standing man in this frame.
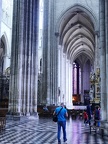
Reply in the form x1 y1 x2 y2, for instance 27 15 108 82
94 106 100 126
53 103 68 144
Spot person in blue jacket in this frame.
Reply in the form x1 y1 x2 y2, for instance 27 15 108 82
53 103 68 144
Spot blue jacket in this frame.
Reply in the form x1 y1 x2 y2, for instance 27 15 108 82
55 106 67 121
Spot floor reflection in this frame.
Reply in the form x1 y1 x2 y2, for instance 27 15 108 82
0 116 107 144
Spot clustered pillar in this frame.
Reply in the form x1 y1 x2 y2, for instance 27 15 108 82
0 0 2 38
105 0 108 121
99 0 107 120
9 0 39 116
58 46 73 107
42 0 58 105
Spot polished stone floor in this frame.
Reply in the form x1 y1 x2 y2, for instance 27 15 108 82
0 116 107 144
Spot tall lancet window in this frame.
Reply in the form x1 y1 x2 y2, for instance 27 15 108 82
38 0 43 74
79 67 81 94
73 62 77 94
0 39 5 75
73 61 81 95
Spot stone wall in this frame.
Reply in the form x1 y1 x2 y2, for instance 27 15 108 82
1 0 13 71
55 0 99 25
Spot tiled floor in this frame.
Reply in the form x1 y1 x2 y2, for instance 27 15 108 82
0 116 107 144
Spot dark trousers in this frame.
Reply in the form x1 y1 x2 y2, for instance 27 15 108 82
57 121 67 142
84 118 88 124
88 115 91 125
94 117 99 126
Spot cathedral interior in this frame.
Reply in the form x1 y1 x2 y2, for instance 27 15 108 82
0 0 108 143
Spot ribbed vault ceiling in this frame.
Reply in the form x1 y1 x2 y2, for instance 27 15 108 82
59 8 95 64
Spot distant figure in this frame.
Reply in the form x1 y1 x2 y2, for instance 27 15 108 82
43 106 49 112
87 103 92 125
53 102 68 144
94 106 100 126
98 106 101 118
83 110 88 125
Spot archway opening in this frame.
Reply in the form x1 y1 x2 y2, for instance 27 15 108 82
0 36 9 109
58 6 95 107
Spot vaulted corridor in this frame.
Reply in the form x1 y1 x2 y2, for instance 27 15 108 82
0 0 108 143
57 5 96 106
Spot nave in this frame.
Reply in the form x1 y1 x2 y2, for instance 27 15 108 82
0 117 107 144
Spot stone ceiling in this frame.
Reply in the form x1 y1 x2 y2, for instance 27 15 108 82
59 8 95 65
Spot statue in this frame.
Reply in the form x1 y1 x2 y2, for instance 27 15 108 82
90 72 95 82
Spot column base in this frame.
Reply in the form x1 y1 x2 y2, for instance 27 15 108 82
6 112 39 121
101 121 108 136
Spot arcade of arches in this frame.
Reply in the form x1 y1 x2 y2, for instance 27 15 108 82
0 0 108 123
57 6 95 106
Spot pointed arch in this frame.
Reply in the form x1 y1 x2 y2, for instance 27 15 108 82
0 32 10 73
56 4 98 33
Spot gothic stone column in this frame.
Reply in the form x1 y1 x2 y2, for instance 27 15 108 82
94 31 99 69
100 0 107 120
0 0 2 37
9 0 39 117
42 0 49 104
42 0 57 105
105 0 108 121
